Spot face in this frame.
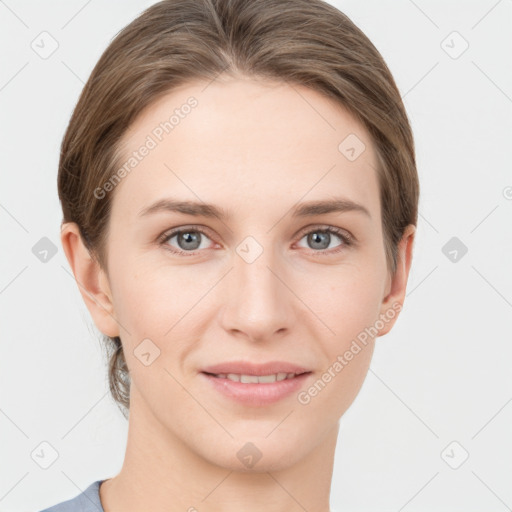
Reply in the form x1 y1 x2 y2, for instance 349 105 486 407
76 75 413 472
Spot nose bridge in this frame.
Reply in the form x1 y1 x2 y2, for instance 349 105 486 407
221 235 292 339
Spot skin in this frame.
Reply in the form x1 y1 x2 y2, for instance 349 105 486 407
61 74 415 512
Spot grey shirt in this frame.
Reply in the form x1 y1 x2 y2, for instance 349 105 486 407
38 480 105 512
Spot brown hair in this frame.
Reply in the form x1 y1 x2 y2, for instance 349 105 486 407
58 0 419 418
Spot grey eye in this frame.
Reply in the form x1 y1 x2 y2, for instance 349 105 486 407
297 230 345 251
164 229 213 252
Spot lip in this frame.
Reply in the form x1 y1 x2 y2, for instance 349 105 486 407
200 372 312 406
201 360 311 376
199 361 313 406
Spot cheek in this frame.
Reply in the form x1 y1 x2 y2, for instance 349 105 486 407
298 273 380 413
106 258 193 350
302 266 382 398
307 264 384 337
108 264 198 394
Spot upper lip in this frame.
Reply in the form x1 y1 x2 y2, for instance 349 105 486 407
201 361 312 376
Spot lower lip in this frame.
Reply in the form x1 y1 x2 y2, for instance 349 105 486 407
200 372 312 406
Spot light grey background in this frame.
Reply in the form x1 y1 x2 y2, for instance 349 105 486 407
1 1 511 511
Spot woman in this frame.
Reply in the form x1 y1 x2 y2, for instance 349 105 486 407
40 0 418 510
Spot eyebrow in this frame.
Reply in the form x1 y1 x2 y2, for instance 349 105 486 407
137 196 371 220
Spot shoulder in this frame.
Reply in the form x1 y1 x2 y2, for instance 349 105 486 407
38 480 104 512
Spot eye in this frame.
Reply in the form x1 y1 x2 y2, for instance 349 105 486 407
295 226 353 255
159 226 215 256
158 224 354 257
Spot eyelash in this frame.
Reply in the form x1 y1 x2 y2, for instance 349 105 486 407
157 224 355 257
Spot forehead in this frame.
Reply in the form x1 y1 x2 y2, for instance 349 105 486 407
112 76 381 223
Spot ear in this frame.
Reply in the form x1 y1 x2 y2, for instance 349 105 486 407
376 224 416 337
60 222 121 338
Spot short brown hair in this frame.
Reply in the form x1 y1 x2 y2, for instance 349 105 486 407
58 0 419 417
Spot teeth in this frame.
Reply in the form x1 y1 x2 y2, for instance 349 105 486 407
214 372 300 383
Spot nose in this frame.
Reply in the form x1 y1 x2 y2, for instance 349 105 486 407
219 241 295 343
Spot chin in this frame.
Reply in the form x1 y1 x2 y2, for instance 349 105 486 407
199 435 310 473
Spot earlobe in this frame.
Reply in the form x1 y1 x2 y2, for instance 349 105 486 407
377 224 416 337
60 222 120 338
